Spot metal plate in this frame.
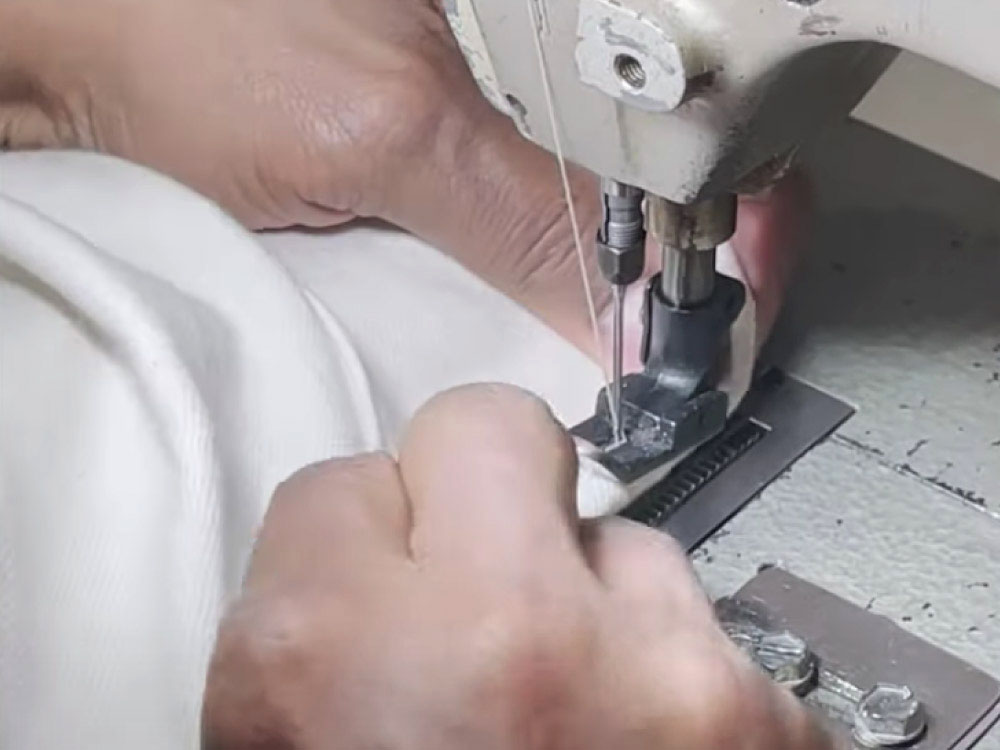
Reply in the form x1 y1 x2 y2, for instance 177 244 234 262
725 568 1000 748
622 369 855 550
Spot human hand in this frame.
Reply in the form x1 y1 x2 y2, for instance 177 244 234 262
0 0 808 359
202 384 831 749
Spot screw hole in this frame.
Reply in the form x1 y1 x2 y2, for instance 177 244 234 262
614 54 647 91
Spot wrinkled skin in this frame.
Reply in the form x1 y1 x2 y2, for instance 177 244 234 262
203 384 832 750
0 0 810 362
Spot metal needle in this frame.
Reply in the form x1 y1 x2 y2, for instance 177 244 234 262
612 283 625 444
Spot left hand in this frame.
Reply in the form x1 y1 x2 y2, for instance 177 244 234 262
0 0 809 360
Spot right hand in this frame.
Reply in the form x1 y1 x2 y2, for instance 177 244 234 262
2 0 809 362
202 384 831 749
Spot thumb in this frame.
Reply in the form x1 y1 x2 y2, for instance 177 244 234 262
398 383 589 579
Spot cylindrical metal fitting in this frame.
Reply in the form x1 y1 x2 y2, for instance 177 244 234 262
647 193 736 308
646 194 737 251
599 178 645 248
597 178 646 286
661 246 716 307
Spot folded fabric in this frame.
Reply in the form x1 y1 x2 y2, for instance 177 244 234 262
0 150 755 749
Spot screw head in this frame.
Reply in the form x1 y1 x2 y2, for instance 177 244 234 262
753 631 816 693
853 683 928 747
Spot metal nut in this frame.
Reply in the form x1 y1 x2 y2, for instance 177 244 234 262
853 683 928 748
754 631 816 694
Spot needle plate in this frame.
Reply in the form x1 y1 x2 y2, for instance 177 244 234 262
623 368 855 550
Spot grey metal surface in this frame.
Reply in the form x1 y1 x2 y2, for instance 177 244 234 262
725 569 1000 749
694 119 1000 749
766 120 1000 518
639 369 854 550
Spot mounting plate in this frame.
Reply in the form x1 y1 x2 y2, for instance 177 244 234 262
723 568 1000 748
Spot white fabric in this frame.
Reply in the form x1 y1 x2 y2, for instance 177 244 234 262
0 151 754 749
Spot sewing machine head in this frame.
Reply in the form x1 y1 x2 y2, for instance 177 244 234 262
444 0 1000 479
444 0 902 205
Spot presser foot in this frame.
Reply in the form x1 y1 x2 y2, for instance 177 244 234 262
571 272 745 485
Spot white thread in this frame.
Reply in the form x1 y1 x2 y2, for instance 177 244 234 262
523 0 618 429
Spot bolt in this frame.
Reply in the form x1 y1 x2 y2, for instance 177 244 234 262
753 631 816 695
853 683 928 748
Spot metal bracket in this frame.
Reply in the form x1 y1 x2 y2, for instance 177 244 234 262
720 568 1000 749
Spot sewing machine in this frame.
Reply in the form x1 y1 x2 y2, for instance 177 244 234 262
445 3 1000 745
444 0 1000 478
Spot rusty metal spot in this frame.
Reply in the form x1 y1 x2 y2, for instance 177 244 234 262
800 14 841 37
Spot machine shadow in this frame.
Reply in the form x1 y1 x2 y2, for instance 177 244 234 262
764 120 1000 365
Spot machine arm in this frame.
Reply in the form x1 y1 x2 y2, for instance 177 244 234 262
445 0 1000 204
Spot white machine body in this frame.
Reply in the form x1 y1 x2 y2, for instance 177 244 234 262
444 0 1000 203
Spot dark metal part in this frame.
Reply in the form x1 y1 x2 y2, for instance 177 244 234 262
627 369 855 551
571 271 745 483
641 273 745 399
597 240 645 287
719 568 1000 750
621 417 767 526
574 381 728 484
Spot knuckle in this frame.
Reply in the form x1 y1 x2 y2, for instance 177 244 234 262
471 595 591 722
203 596 323 746
675 648 759 746
212 596 317 681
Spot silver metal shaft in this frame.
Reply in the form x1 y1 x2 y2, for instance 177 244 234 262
661 245 717 308
612 283 625 443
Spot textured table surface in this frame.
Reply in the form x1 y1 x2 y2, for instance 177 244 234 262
694 120 1000 747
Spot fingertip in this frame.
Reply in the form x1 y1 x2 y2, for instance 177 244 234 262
398 384 584 569
401 383 576 471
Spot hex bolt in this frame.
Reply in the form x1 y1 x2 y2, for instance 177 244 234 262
853 683 928 748
753 631 816 695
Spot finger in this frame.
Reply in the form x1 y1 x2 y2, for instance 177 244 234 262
735 671 839 750
580 517 715 624
0 101 65 149
765 689 839 750
731 170 814 342
398 383 586 581
245 453 412 592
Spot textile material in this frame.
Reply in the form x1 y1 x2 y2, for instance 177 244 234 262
0 151 754 748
